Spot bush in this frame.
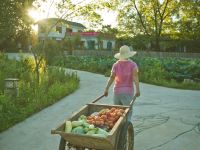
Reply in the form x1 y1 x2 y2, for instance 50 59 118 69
0 54 79 132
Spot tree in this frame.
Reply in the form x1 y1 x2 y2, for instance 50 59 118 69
56 0 103 29
176 0 200 41
163 0 200 52
0 0 35 51
96 25 118 50
29 0 109 82
117 0 179 50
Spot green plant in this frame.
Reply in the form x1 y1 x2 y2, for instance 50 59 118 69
0 54 80 132
53 55 200 90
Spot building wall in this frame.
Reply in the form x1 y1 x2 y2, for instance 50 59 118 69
37 20 116 50
81 36 98 49
38 23 85 40
80 37 115 50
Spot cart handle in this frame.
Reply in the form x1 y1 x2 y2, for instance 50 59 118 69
129 95 137 107
91 94 105 103
90 94 136 106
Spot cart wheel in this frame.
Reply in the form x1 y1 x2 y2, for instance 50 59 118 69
116 121 134 150
59 137 66 150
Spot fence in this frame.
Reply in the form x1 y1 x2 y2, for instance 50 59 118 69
72 50 200 59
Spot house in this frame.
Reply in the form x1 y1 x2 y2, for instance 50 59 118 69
37 18 86 41
69 32 115 50
37 18 116 50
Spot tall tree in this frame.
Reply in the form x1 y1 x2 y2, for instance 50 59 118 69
176 0 200 41
117 0 179 50
0 0 35 51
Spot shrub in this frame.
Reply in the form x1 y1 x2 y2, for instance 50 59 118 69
0 54 79 132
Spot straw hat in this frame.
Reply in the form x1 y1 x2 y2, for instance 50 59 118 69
114 45 137 60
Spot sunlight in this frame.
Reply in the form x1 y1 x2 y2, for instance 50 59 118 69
28 8 46 32
101 10 118 28
159 0 164 4
28 9 42 21
28 0 117 29
31 24 38 32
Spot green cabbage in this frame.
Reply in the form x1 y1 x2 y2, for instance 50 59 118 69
72 126 85 134
97 128 108 136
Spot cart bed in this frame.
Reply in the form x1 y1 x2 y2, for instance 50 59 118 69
51 103 130 150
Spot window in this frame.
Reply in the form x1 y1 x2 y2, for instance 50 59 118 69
56 26 62 33
66 28 72 33
87 40 95 50
107 41 112 50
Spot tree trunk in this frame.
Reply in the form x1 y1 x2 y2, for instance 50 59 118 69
35 63 40 84
155 36 160 51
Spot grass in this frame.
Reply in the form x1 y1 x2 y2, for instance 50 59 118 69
0 55 80 132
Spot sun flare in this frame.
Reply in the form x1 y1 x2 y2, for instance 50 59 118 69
28 8 49 22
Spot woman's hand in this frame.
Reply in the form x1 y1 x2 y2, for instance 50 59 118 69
104 74 115 97
104 89 108 97
135 91 140 97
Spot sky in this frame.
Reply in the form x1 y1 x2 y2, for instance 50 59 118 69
29 0 118 29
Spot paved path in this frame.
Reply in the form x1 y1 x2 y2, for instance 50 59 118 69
0 70 200 150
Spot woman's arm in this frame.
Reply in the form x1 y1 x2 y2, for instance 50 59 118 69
133 69 140 97
104 73 115 96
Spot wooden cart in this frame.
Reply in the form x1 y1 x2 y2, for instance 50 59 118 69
51 95 136 150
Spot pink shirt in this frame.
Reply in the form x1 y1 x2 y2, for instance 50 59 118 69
112 60 138 95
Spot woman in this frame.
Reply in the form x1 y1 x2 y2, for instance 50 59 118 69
104 45 140 120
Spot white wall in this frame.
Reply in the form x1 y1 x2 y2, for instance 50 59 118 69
80 37 115 50
38 24 85 40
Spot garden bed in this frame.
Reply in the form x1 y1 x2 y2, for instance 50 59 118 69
52 55 200 90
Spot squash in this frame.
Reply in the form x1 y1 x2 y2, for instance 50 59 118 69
65 121 72 133
71 120 84 127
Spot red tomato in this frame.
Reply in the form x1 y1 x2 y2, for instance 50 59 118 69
100 115 107 120
108 117 115 122
104 121 109 126
110 107 116 112
110 113 116 117
96 120 101 126
114 115 120 120
106 112 111 117
116 111 123 116
108 122 114 129
119 109 125 113
87 120 94 124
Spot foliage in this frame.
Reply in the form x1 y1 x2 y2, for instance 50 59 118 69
52 56 115 74
0 0 35 51
175 1 200 41
57 0 103 29
0 53 79 132
112 0 199 52
62 33 83 52
43 39 63 63
117 0 179 50
53 55 200 90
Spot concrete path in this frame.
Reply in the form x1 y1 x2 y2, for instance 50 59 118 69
0 70 200 150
